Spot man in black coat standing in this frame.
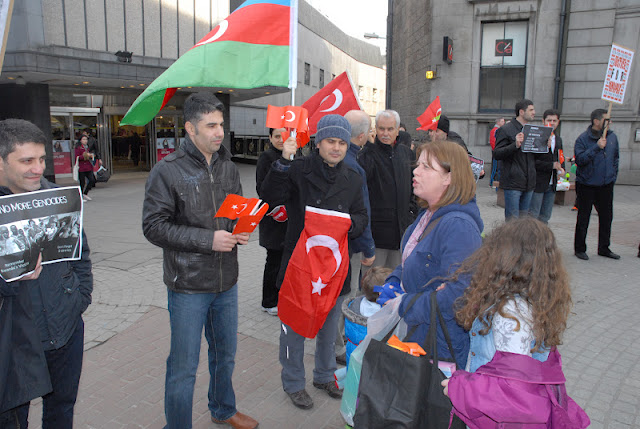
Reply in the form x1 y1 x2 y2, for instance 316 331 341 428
529 109 565 223
358 110 415 269
255 127 288 316
494 99 537 219
260 115 368 411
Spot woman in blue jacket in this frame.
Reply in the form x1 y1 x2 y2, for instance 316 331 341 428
377 140 483 369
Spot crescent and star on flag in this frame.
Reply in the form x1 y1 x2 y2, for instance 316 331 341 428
306 234 342 296
319 89 343 112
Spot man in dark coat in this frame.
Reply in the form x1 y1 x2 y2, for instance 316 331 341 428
494 99 537 219
529 109 565 224
573 108 620 261
260 114 368 411
358 110 415 269
0 119 92 429
255 127 288 316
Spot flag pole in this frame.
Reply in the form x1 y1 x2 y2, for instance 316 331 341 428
288 0 299 159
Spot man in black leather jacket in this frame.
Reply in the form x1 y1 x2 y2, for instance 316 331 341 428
142 92 257 429
0 119 92 429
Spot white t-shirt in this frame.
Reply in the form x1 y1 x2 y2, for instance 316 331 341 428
492 298 535 356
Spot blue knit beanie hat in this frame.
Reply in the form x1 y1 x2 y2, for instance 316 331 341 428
315 114 351 145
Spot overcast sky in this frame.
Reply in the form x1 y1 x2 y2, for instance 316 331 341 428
304 0 388 53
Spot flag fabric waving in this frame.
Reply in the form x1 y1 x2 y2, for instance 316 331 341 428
120 0 299 126
416 96 442 131
278 206 351 338
302 71 362 135
232 203 269 234
265 105 310 147
215 194 263 219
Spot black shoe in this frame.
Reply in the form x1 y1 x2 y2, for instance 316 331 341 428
313 381 343 399
336 352 347 366
287 389 313 409
575 252 589 261
598 250 621 260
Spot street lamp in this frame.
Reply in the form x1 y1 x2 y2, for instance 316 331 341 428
364 33 386 40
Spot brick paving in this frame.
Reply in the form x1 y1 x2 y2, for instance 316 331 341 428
24 165 640 428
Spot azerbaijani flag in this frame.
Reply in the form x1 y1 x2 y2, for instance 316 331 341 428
120 0 298 126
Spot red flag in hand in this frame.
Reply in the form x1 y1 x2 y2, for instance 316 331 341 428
416 96 442 131
278 206 351 338
266 105 310 148
302 71 362 135
232 203 269 234
215 194 261 219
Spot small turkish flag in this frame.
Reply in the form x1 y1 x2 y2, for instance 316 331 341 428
265 105 310 148
214 194 262 219
267 204 288 222
278 206 351 338
302 71 362 135
416 96 442 131
232 203 269 234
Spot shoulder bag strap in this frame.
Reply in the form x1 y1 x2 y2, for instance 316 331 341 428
380 291 425 343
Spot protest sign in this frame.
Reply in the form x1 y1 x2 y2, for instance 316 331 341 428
468 155 484 183
601 44 634 105
0 186 83 282
521 124 553 154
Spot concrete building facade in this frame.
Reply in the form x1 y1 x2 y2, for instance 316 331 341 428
1 0 385 179
389 0 640 184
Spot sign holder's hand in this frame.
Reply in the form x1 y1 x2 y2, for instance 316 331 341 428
515 132 524 148
212 230 237 252
21 253 43 281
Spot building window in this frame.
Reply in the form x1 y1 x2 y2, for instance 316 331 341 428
358 85 365 100
304 63 310 85
372 88 378 102
319 69 325 87
479 21 528 112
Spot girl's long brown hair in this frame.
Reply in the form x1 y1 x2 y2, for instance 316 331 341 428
453 218 572 352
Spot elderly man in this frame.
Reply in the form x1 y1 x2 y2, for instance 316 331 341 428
358 110 416 269
260 114 368 410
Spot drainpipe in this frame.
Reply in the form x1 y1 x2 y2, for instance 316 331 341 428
553 0 568 109
385 0 393 109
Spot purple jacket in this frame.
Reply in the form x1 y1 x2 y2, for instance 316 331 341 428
448 350 590 428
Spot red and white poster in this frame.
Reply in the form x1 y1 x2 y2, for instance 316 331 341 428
52 140 72 176
601 44 634 104
157 138 176 161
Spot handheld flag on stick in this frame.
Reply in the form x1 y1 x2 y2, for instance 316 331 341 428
416 96 442 131
302 71 362 135
278 206 351 338
120 0 299 126
266 105 310 147
215 194 269 235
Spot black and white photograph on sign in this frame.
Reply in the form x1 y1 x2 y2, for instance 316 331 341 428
469 155 484 183
521 124 553 154
0 186 83 282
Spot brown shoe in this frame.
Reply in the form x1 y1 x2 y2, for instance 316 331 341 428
211 411 259 429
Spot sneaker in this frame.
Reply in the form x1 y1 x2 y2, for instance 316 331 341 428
83 194 92 201
261 306 278 316
287 389 313 409
313 381 343 399
571 206 577 211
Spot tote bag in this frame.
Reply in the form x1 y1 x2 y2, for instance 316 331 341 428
72 156 79 182
353 291 465 429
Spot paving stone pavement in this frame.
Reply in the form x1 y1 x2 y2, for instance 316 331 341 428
24 165 640 428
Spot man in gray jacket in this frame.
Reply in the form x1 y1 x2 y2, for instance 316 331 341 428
0 118 92 429
142 92 257 429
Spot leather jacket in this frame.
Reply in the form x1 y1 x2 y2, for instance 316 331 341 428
142 137 242 293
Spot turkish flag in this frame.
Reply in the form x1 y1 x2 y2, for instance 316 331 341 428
416 96 442 131
233 203 269 234
278 206 351 338
302 71 362 135
267 204 288 222
265 105 310 148
215 194 261 219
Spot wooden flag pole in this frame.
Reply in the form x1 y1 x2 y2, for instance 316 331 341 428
603 101 612 139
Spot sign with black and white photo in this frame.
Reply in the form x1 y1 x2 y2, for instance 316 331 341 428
521 124 553 154
468 155 484 183
0 186 83 282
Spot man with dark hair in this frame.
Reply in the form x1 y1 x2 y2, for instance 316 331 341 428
0 118 93 429
260 114 367 410
494 99 537 219
143 92 258 429
573 108 620 261
358 110 415 269
529 109 565 223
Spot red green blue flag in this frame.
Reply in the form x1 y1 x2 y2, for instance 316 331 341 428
121 0 298 126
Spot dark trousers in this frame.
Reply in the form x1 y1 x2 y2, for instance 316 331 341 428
78 171 94 195
262 248 283 308
574 182 614 254
15 317 84 429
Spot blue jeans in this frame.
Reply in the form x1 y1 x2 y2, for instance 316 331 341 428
15 316 84 429
489 158 500 186
503 189 533 219
165 286 238 429
529 184 556 224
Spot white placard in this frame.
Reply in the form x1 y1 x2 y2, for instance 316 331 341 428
601 44 635 104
